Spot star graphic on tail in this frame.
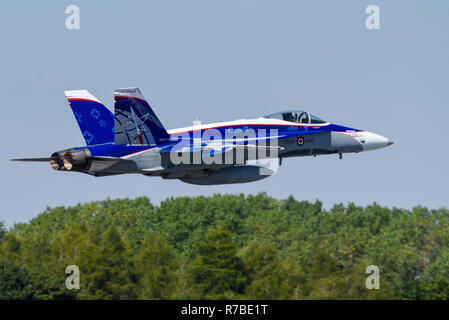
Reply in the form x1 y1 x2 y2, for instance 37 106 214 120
118 107 150 145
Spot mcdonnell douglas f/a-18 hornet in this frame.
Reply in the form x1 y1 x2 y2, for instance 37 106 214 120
12 87 393 185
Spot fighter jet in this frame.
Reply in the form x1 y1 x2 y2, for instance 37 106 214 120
11 87 393 185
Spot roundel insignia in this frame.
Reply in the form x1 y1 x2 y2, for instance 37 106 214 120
297 136 305 146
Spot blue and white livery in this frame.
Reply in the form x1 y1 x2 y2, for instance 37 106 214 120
12 87 393 185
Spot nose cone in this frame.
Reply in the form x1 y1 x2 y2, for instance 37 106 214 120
361 131 393 151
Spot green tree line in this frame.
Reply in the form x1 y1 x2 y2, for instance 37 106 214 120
1 193 448 299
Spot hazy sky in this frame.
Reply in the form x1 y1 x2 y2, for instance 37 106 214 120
1 1 448 228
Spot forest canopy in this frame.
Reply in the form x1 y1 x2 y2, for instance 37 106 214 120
1 193 448 300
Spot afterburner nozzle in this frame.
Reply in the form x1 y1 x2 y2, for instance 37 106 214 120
62 149 92 172
50 152 64 170
63 152 74 171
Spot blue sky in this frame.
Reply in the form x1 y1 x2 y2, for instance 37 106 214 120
1 1 448 228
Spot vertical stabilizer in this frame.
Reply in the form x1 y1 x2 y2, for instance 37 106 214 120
65 90 114 145
113 87 170 146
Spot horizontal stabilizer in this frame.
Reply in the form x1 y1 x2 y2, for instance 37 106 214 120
10 157 51 162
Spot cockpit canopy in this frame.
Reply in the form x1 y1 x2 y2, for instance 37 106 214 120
263 110 326 124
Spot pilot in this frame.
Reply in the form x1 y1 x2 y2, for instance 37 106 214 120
297 112 309 124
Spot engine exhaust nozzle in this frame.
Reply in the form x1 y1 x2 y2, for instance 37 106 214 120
51 153 62 170
62 149 92 171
